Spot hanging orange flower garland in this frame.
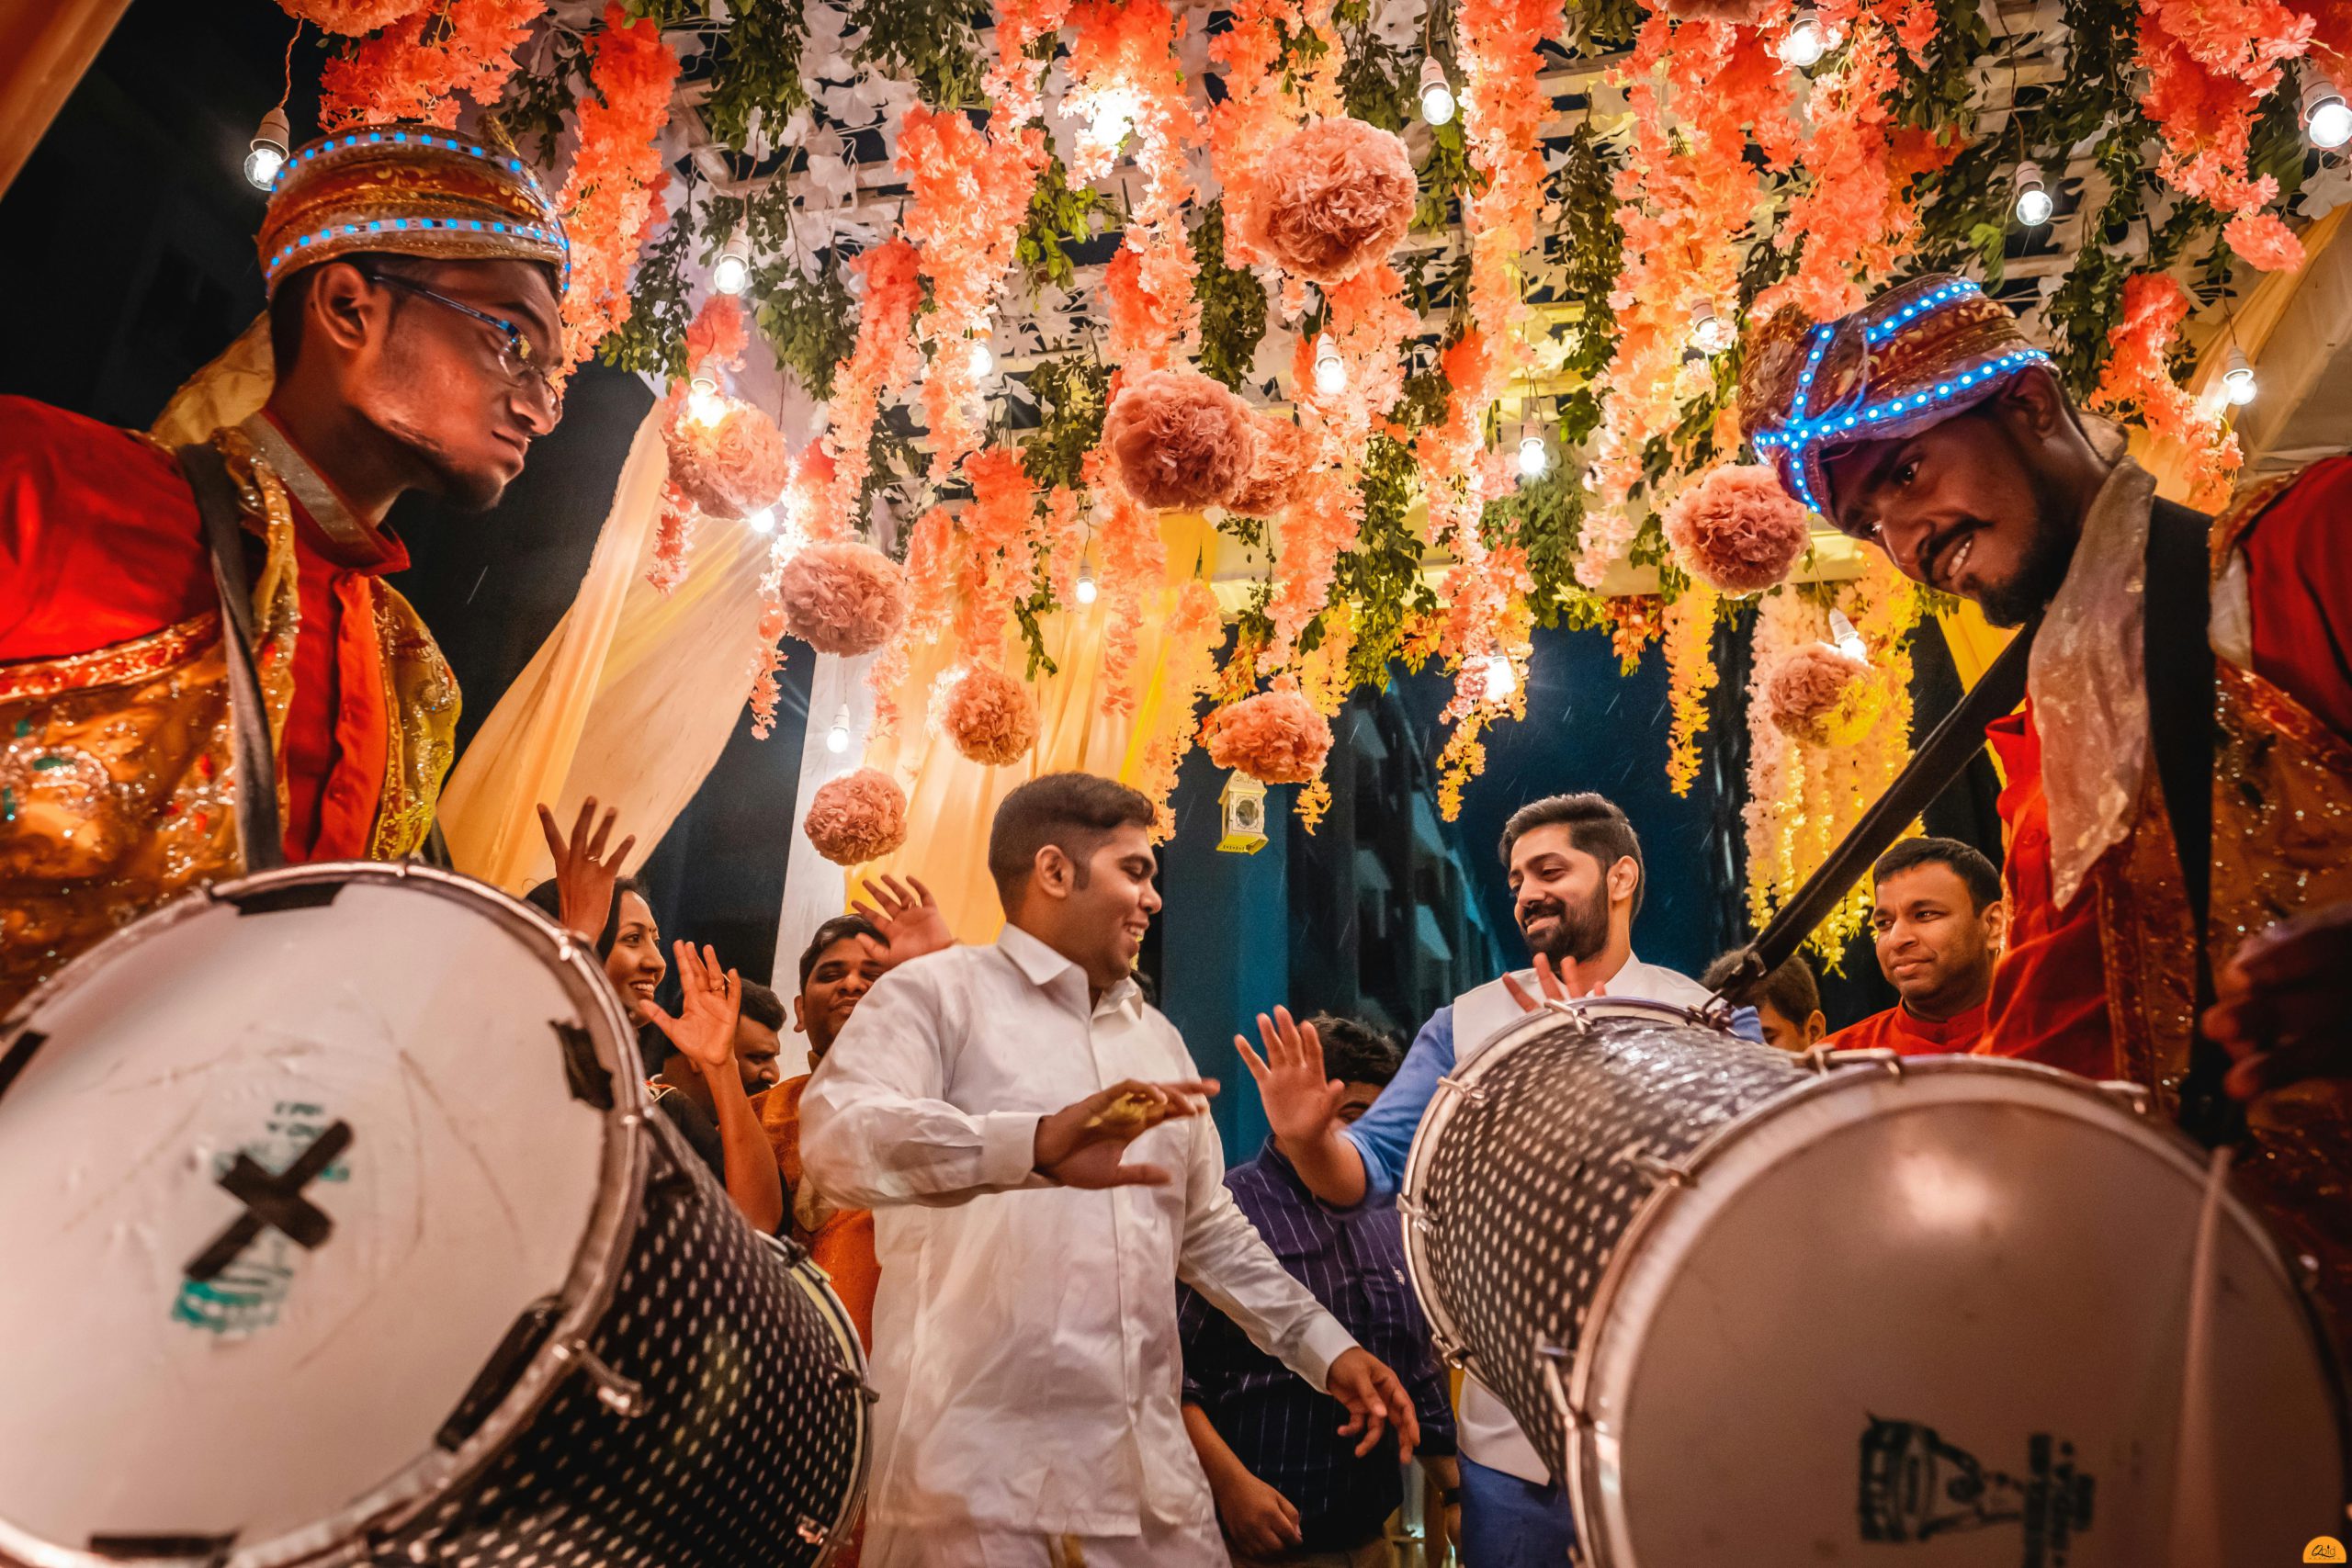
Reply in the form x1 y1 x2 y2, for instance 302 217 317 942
1132 577 1227 835
814 238 926 540
1207 0 1345 265
947 446 1045 666
2135 0 2315 270
317 0 547 128
556 4 678 367
1068 0 1202 372
2088 271 2242 507
899 107 1047 479
1661 583 1721 795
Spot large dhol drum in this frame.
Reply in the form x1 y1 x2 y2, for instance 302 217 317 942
1399 998 2347 1564
0 863 868 1568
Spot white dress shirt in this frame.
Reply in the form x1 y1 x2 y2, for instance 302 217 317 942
801 925 1361 1540
1449 953 1721 1486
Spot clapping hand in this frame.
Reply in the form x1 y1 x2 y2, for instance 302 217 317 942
1032 1077 1218 1188
1500 951 1579 1013
537 797 634 942
851 874 955 968
1234 1008 1345 1148
641 942 742 1079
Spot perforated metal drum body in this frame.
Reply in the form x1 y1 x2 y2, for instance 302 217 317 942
1398 998 2347 1565
0 863 868 1568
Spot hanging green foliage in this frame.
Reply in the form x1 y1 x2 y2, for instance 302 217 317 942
699 1 811 147
1021 355 1113 493
849 0 983 105
601 201 695 378
1018 153 1112 298
1193 203 1270 391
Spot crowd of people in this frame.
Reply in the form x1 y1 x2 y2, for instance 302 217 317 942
4 128 2347 1567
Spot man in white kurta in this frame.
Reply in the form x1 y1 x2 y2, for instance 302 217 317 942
802 773 1414 1568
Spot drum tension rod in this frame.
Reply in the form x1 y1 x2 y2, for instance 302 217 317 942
1432 1074 1486 1106
797 1516 831 1545
552 1339 644 1418
1622 1145 1693 1189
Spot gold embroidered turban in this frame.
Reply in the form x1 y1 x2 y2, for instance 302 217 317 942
1738 274 2052 520
255 124 568 298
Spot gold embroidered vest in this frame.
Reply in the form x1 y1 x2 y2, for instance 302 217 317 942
0 425 458 1012
2096 468 2352 1340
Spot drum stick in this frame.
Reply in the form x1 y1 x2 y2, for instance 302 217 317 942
2165 1145 2233 1568
1718 622 2037 994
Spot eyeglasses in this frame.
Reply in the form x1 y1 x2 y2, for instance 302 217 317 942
361 269 564 416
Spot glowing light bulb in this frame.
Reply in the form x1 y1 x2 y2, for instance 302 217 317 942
968 338 994 378
746 505 777 534
1481 654 1517 702
712 236 752 296
1689 302 1735 355
1094 85 1140 147
825 704 853 754
686 374 726 427
1312 333 1346 396
2012 161 2053 228
1418 57 1456 127
1075 568 1099 605
1828 608 1868 663
1517 433 1549 478
245 106 290 190
2222 347 2257 407
2306 66 2352 150
1781 8 1828 68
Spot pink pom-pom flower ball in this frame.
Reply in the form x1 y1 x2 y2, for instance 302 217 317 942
803 767 910 866
1203 685 1334 785
1228 412 1309 517
944 664 1040 766
775 539 910 657
1661 462 1813 595
665 397 794 521
1247 118 1418 285
1763 642 1884 747
1104 369 1260 511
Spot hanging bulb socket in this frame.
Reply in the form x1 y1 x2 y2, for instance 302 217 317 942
2012 161 2053 228
1417 57 1456 127
1781 7 1830 68
245 106 291 190
2304 65 2352 151
1689 301 1735 355
967 337 995 378
2222 346 2257 407
825 704 854 755
1312 333 1347 396
1074 566 1099 605
1517 431 1549 479
712 234 753 297
1481 654 1517 703
1827 608 1869 664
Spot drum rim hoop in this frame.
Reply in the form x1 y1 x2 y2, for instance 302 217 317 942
762 1234 877 1560
1561 1055 2352 1556
0 860 650 1568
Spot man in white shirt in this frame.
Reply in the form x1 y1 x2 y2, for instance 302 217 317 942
1239 792 1758 1566
802 772 1419 1568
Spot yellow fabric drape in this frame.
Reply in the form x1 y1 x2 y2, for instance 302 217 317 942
440 423 773 892
849 513 1219 945
0 0 132 198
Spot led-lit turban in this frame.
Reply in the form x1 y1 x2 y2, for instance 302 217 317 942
1737 274 2054 519
255 124 568 299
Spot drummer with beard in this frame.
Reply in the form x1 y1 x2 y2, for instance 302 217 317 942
1240 792 1759 1565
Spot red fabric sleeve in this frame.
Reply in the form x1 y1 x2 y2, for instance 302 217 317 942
2242 454 2352 741
0 397 211 661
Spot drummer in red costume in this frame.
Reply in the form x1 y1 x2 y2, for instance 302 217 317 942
1823 837 2005 1056
0 127 568 1010
1739 272 2352 1337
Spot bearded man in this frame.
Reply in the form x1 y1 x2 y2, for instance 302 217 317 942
1738 271 2352 1337
1240 792 1761 1566
1 127 569 1009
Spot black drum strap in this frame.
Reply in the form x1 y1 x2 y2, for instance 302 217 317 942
175 442 287 875
1725 620 2038 988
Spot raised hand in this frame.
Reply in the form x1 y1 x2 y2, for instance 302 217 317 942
537 797 635 942
1234 1007 1345 1148
1032 1077 1218 1189
851 873 955 968
1325 1346 1420 1461
1500 951 1578 1013
641 942 742 1077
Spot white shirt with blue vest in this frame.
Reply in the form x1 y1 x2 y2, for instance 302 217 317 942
1340 954 1759 1485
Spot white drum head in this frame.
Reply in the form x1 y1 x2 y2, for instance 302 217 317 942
0 865 635 1562
1573 1061 2346 1564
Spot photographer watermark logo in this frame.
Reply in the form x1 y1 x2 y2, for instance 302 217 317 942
2305 1537 2346 1563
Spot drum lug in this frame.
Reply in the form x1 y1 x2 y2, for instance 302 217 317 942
2097 1078 2153 1116
553 1338 644 1418
1434 1073 1486 1107
1622 1145 1693 1189
796 1514 831 1545
1811 1045 1902 1076
1537 1343 1585 1427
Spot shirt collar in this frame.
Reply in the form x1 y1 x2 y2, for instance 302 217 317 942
241 411 408 573
994 924 1142 1015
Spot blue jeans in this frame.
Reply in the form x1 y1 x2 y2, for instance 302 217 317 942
1458 1454 1577 1565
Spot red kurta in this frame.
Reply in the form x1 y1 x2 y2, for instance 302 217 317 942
1824 997 1988 1056
1980 457 2352 1073
0 396 405 863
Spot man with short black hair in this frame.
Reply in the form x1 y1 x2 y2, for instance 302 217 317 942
2 127 570 1009
1702 950 1826 1053
1826 837 2007 1056
1241 790 1757 1565
1181 1015 1460 1566
804 773 1419 1567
